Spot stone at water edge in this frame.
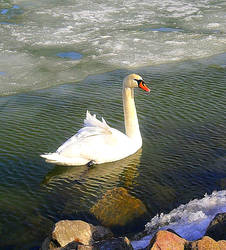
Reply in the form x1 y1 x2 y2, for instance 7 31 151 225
49 220 112 247
205 212 226 241
59 236 133 250
90 187 147 227
218 240 226 249
93 236 133 250
190 236 221 250
146 230 188 250
60 241 88 250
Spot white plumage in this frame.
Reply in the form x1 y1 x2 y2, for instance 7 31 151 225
41 74 150 166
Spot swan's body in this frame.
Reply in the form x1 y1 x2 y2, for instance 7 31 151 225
41 74 150 166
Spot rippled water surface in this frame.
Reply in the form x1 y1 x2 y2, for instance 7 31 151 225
0 0 226 248
0 53 225 248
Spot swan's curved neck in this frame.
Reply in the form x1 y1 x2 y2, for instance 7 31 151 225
123 86 142 146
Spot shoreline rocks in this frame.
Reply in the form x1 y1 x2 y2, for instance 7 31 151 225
41 220 113 249
41 212 226 250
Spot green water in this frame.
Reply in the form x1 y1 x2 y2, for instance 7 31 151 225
0 54 225 249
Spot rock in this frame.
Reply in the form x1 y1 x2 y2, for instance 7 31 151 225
61 241 85 250
42 220 113 249
93 236 133 250
147 230 187 250
90 187 147 227
205 213 226 241
52 220 93 246
218 240 226 250
41 237 59 250
92 225 113 242
190 236 221 250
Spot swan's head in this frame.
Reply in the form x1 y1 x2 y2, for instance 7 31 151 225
123 74 150 92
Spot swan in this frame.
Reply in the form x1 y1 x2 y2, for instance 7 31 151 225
41 74 150 166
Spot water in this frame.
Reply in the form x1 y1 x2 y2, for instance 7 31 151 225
0 0 225 249
0 0 226 96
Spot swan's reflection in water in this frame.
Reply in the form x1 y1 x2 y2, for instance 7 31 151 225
42 149 147 228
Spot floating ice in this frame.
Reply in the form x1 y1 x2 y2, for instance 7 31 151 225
0 0 225 95
132 190 226 249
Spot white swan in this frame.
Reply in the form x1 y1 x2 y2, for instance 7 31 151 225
41 74 150 166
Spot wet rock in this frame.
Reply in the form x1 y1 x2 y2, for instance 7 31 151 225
92 225 113 242
41 220 113 249
41 236 60 250
61 241 85 250
93 236 133 249
205 212 226 241
52 220 93 246
218 240 226 249
90 187 147 227
146 230 187 250
190 236 220 250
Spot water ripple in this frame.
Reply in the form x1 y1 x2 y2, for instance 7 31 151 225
0 57 225 247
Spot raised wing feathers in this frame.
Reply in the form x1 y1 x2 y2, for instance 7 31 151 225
56 111 112 154
84 110 111 133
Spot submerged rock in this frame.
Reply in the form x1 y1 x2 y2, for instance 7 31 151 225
205 212 226 241
90 187 147 227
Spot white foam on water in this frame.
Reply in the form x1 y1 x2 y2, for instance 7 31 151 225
0 0 226 95
131 190 226 249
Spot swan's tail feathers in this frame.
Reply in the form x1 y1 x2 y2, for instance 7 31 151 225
84 110 111 132
40 153 60 163
40 153 89 166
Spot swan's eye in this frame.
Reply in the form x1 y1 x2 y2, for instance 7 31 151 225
135 79 144 86
135 79 143 84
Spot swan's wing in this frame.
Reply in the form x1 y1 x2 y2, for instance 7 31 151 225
84 110 111 132
56 111 112 154
42 111 134 165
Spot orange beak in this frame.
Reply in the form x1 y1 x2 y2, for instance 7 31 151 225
139 81 150 92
